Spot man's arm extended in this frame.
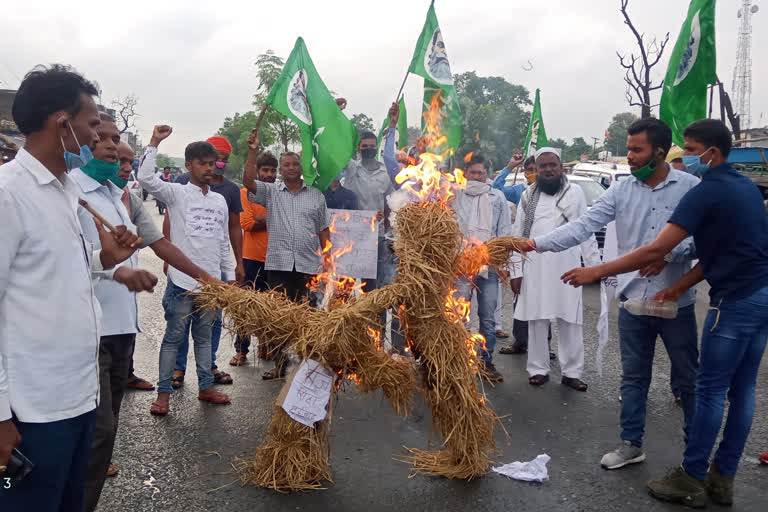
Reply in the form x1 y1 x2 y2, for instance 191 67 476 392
149 238 215 282
137 125 175 204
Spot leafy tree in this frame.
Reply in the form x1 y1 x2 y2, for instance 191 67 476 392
253 50 300 151
454 72 531 170
407 126 421 145
350 113 375 135
549 136 599 162
156 153 173 168
605 112 639 156
217 111 276 180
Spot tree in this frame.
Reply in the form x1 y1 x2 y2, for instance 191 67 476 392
111 94 139 134
605 112 639 156
254 50 300 151
350 113 375 135
617 0 669 119
454 71 531 170
407 126 421 145
156 153 173 168
217 111 276 179
549 137 598 162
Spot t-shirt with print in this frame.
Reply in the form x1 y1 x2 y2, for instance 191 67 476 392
668 163 768 302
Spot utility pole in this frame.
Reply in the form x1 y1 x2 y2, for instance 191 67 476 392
732 0 759 131
591 137 600 160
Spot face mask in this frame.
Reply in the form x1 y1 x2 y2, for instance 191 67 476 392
61 122 94 170
360 148 377 160
525 173 536 184
81 158 120 184
682 148 713 177
215 161 227 169
111 174 128 189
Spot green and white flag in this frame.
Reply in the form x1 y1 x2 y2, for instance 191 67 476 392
660 0 717 147
266 37 359 191
377 96 408 157
524 89 548 157
408 0 462 154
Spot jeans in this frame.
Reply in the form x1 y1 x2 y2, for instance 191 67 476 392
618 303 698 448
84 334 135 512
234 259 267 355
457 270 498 364
158 279 216 393
683 285 768 480
2 410 96 511
361 238 406 352
175 274 224 372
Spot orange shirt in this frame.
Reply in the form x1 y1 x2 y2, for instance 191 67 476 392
240 187 268 262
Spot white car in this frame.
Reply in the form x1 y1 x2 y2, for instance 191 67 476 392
571 162 631 189
127 171 147 200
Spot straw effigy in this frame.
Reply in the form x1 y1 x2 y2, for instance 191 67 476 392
195 200 525 491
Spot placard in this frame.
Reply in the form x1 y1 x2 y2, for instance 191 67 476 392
280 359 333 428
328 209 379 279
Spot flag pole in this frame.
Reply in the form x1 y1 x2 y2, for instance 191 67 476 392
395 71 410 103
255 103 269 133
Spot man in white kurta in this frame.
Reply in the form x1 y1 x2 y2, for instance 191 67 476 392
510 147 601 390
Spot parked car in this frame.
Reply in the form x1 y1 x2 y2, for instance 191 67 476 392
571 162 631 189
127 171 148 200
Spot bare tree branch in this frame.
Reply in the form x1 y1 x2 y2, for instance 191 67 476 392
111 94 140 134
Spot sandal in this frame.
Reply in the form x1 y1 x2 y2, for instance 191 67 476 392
198 391 231 404
561 376 588 392
126 375 155 391
528 374 549 386
213 370 233 385
106 463 119 477
150 400 169 416
500 345 527 355
172 371 184 389
229 353 247 366
262 366 287 380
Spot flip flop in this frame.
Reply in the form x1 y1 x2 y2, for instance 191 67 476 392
528 374 549 386
561 376 588 392
213 371 233 385
229 353 247 366
198 391 231 404
172 373 185 389
126 376 155 391
150 400 169 416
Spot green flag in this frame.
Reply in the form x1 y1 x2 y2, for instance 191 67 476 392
266 37 359 191
523 89 548 157
408 1 462 154
377 96 408 157
660 0 717 147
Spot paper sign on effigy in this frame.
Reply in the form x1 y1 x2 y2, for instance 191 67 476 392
328 209 379 279
281 359 333 428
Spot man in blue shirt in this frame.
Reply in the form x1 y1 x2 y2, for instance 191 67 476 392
324 171 358 210
528 118 700 471
559 119 768 508
492 153 532 205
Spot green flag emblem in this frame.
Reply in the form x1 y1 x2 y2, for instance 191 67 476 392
524 89 548 157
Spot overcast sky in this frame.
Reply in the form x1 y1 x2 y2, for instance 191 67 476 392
1 0 764 156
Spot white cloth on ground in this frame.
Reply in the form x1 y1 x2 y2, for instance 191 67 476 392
527 318 584 378
493 454 551 482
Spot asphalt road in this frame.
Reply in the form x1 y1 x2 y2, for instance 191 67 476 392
99 201 768 512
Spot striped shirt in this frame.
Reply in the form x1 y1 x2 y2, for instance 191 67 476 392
248 181 330 274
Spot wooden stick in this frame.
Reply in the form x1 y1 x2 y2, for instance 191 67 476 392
395 71 410 103
78 198 117 233
255 103 269 134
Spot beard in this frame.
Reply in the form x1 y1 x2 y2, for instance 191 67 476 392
538 175 562 195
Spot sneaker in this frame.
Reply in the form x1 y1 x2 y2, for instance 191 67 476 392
706 462 734 506
600 441 646 470
479 362 503 382
647 466 707 508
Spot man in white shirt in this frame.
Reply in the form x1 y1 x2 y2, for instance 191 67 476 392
138 125 234 415
0 64 143 511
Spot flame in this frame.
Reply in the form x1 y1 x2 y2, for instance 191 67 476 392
464 152 474 163
367 326 383 351
444 289 471 324
309 212 365 304
363 215 376 233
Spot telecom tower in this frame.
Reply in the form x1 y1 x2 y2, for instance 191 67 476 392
732 0 759 131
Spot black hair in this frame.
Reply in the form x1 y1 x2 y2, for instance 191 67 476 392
360 131 377 142
466 152 488 170
256 151 279 169
12 64 99 135
524 156 536 169
163 167 171 171
627 118 673 155
683 119 732 158
280 151 301 165
185 141 216 162
98 112 115 122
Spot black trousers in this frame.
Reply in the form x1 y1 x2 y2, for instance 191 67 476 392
261 269 316 363
234 259 268 354
83 334 135 512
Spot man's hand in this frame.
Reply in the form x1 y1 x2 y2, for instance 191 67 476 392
388 101 400 129
639 257 666 277
651 286 683 304
520 238 536 252
96 218 142 269
0 420 21 469
149 125 173 148
561 266 601 287
510 277 522 295
247 128 260 152
113 267 158 292
235 262 245 284
507 150 524 170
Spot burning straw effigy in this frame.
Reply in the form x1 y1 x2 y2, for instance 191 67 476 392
195 197 525 492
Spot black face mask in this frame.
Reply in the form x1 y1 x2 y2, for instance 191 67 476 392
538 175 562 195
360 148 377 160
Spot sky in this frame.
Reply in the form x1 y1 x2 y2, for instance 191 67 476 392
1 0 765 157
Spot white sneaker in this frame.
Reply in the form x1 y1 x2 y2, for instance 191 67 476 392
601 441 646 470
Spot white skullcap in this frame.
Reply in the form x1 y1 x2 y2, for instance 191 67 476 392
534 147 562 160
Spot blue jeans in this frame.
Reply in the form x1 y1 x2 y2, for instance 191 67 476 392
361 238 406 352
618 302 698 447
175 274 224 371
159 280 216 393
2 410 96 511
457 270 498 364
683 285 768 480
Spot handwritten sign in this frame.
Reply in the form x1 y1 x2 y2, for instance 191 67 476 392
328 209 379 279
280 359 333 428
185 201 225 239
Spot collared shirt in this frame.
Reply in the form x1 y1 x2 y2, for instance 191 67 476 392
454 186 513 239
324 184 358 210
535 168 701 306
138 146 235 291
70 169 141 336
0 149 102 422
342 158 394 212
247 181 330 274
491 167 526 205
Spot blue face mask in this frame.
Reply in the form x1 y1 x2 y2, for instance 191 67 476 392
61 122 94 171
681 148 713 177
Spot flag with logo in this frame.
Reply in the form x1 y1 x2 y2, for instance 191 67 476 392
524 89 548 157
408 0 462 154
659 0 717 147
266 37 359 191
377 96 408 157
